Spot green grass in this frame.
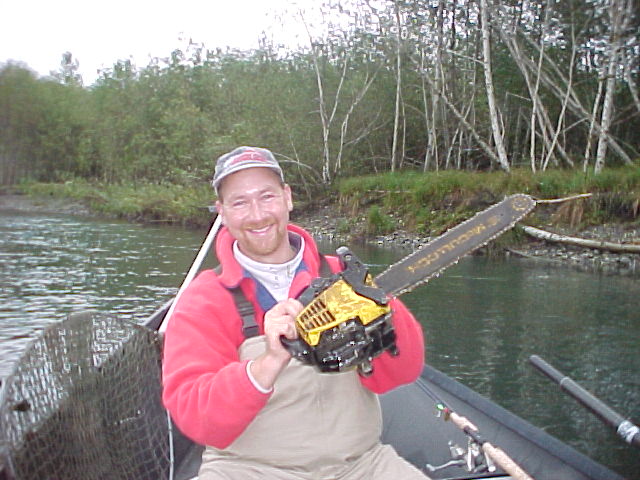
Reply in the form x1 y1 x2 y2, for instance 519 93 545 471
338 166 640 234
21 180 214 227
17 165 640 235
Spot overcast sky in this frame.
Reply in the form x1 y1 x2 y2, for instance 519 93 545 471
1 0 317 85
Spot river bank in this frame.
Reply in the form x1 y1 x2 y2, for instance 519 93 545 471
3 192 639 276
293 202 640 276
0 193 92 216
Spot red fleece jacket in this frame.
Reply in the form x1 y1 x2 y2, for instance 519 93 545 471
161 224 425 448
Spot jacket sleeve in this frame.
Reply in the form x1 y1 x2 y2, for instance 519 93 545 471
358 296 425 394
161 271 270 448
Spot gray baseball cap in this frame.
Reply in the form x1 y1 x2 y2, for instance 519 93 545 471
212 146 284 193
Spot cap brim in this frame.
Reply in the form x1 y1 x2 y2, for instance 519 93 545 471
213 163 283 189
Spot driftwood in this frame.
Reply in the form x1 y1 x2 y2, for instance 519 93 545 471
521 225 640 254
535 193 592 204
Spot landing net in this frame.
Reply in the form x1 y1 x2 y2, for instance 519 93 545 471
0 311 170 479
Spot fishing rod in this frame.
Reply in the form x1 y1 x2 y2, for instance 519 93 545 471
159 214 222 334
157 213 222 480
420 382 534 480
529 355 640 449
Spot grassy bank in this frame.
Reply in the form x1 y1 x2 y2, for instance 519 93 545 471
337 167 640 237
21 180 215 227
16 166 640 238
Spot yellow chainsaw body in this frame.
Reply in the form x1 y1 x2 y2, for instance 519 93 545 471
296 275 391 347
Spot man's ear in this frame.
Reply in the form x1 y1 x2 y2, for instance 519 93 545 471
215 200 225 224
284 184 293 212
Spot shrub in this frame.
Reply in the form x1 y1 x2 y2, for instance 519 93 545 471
366 206 395 235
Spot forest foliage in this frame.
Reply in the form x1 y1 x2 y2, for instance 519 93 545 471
1 0 638 199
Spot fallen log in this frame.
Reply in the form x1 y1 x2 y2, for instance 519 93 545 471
521 225 640 254
535 193 593 204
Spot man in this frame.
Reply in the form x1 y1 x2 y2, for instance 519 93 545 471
162 146 428 479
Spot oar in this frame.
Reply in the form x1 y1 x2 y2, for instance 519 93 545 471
159 214 222 333
529 355 640 449
422 384 534 480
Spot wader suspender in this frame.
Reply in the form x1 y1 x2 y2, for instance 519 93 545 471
223 255 332 340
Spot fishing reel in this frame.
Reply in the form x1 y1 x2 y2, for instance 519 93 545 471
281 247 398 375
426 439 496 475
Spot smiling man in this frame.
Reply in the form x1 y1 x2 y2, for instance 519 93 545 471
217 164 294 263
162 146 429 479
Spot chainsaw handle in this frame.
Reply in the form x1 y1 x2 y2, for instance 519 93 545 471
280 335 313 360
279 335 296 349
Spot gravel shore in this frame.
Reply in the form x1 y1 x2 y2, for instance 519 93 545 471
294 204 640 276
0 194 91 216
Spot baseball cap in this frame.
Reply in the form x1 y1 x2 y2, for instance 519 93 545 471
212 146 284 192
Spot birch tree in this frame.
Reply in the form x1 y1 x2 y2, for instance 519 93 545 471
300 3 382 183
390 0 403 172
479 0 511 171
594 0 630 173
502 10 635 169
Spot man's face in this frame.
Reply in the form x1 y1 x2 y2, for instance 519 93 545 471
216 167 293 264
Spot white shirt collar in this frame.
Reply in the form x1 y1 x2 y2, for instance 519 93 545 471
233 233 305 302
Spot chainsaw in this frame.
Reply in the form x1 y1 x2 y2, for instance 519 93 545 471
281 194 536 375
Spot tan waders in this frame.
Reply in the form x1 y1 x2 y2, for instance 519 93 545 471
198 336 428 480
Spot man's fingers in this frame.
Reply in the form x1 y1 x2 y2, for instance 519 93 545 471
269 322 297 340
285 322 298 339
265 300 303 326
263 299 303 349
270 298 303 318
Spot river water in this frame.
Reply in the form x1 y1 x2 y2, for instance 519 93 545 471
1 209 638 478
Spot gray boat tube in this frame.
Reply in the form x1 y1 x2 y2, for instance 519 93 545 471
529 355 640 449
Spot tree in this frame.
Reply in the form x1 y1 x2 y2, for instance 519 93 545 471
1 0 637 188
300 1 385 184
594 0 632 173
479 0 510 172
52 52 83 86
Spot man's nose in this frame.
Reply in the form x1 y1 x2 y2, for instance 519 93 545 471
246 199 265 220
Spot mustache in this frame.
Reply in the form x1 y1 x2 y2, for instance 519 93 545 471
244 221 273 230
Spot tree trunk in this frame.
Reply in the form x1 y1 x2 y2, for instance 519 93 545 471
301 8 380 184
529 1 552 172
420 70 503 168
594 0 625 174
500 31 574 169
583 74 604 171
542 22 577 171
391 1 403 172
623 49 640 115
307 40 332 183
420 49 434 172
480 0 510 172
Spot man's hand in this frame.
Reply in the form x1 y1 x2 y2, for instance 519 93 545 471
249 299 303 391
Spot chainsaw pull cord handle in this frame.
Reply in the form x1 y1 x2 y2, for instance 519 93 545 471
279 253 340 354
280 247 390 353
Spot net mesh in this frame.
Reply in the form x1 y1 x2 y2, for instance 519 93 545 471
0 311 170 480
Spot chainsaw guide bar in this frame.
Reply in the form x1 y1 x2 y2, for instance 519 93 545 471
283 194 536 374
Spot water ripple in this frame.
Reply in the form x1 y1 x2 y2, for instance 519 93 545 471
0 210 203 379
